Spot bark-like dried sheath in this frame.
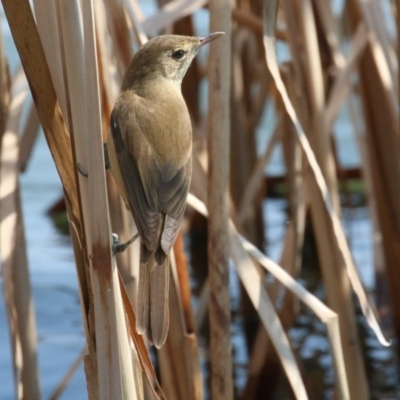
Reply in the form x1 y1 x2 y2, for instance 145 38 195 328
1 0 79 222
207 1 233 399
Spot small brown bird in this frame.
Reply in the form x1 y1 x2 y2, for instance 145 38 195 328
107 33 224 347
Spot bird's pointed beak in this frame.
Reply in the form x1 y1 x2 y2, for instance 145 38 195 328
197 32 225 49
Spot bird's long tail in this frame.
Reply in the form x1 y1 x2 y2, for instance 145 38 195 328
137 242 170 348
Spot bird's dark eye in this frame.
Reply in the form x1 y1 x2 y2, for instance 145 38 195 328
172 49 186 60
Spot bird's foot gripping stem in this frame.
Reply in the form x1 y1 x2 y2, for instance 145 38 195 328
112 233 139 255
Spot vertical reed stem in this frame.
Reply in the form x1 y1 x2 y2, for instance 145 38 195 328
397 0 400 105
208 1 233 399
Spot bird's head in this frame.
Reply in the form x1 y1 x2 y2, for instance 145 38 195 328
122 33 225 90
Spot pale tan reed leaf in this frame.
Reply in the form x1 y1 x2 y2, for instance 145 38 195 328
301 0 325 124
118 275 165 400
158 251 203 400
102 0 133 74
238 224 349 400
262 0 390 347
33 0 70 128
94 0 121 105
49 348 85 400
312 0 346 69
19 102 40 172
59 1 139 397
325 23 368 128
0 24 10 147
229 232 308 400
187 193 350 399
194 278 209 333
238 118 281 224
141 0 208 35
208 2 233 397
89 0 142 396
365 0 398 90
359 0 399 118
123 0 148 46
0 70 41 400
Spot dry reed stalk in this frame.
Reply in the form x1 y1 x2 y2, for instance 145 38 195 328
0 21 10 149
0 71 41 400
236 232 350 399
347 93 388 314
32 0 71 129
174 232 196 332
140 0 208 35
241 223 300 399
1 0 151 397
49 348 86 400
325 23 368 129
123 0 148 47
296 0 339 210
312 1 346 69
158 245 203 400
189 192 308 397
241 327 271 399
367 1 397 87
262 1 388 396
238 117 281 224
398 0 399 103
103 0 133 74
95 0 139 307
268 1 369 397
281 110 306 276
32 1 93 361
207 0 233 398
346 0 400 352
19 104 40 172
1 0 80 220
230 231 308 400
32 1 94 347
173 16 202 124
230 30 263 246
187 193 351 399
117 275 166 400
296 2 369 396
264 0 388 348
58 1 139 398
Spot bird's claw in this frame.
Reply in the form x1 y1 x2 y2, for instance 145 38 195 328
111 232 139 255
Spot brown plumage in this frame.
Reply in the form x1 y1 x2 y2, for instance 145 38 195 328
108 33 224 347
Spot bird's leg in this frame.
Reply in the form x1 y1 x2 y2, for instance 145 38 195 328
112 232 139 255
104 143 110 170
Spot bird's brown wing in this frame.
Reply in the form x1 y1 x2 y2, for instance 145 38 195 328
110 109 162 252
159 160 192 254
110 101 191 255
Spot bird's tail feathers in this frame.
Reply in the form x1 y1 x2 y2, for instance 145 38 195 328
137 244 151 336
137 242 170 348
150 255 170 347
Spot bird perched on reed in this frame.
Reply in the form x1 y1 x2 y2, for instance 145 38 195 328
107 32 224 348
